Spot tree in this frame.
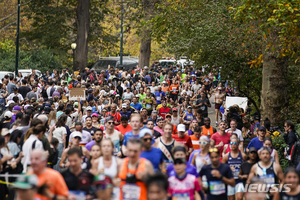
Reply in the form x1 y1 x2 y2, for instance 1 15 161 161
236 0 300 125
76 0 90 70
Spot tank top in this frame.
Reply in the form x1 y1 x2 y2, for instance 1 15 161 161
144 97 153 110
119 157 147 200
270 149 275 162
98 156 118 179
184 113 194 122
159 138 175 169
195 152 211 173
104 130 120 156
256 161 278 185
202 126 214 137
171 116 180 126
227 152 243 183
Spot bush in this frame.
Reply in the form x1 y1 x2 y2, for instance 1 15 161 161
0 40 68 74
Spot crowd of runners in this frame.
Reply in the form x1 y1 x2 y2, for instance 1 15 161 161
0 64 299 200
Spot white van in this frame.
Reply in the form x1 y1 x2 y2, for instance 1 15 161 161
159 57 176 68
15 69 42 78
0 71 14 83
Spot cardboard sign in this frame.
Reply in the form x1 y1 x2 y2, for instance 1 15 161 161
225 97 248 111
69 88 86 100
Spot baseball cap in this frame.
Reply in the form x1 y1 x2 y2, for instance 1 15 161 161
5 100 15 107
4 111 13 119
122 103 127 108
13 174 38 190
73 102 79 107
44 103 51 107
1 128 10 136
105 115 114 123
165 114 171 118
91 113 98 117
187 106 192 109
86 106 92 111
144 66 148 69
156 117 164 123
174 158 186 165
254 115 260 120
218 87 222 90
12 105 21 112
249 147 257 153
172 107 178 111
178 124 186 132
259 126 266 131
139 128 153 138
72 131 82 139
162 81 167 84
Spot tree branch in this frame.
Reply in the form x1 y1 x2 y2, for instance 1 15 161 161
0 21 17 31
0 11 17 23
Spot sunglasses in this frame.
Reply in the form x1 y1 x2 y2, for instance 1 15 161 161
143 138 153 142
199 141 208 145
209 148 219 153
230 142 238 145
107 122 114 125
174 159 186 165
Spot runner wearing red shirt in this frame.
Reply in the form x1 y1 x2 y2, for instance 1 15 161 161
106 103 121 125
159 100 170 119
211 121 231 160
172 124 193 157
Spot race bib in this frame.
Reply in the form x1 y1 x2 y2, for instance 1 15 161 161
201 106 205 111
209 181 225 195
122 184 141 200
172 87 177 93
156 96 161 101
260 174 275 185
187 115 193 120
146 104 152 109
69 190 86 200
233 168 240 179
172 193 190 200
113 140 120 155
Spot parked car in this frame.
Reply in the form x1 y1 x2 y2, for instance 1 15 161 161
0 71 14 83
91 56 138 73
15 69 42 78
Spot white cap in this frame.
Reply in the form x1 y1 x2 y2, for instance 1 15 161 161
86 106 92 111
139 128 153 138
72 131 82 139
144 66 148 69
122 103 127 108
4 111 13 119
162 81 167 84
178 124 186 132
5 100 15 107
1 128 10 136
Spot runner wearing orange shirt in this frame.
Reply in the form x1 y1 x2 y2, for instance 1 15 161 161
190 126 202 150
202 117 217 138
169 80 179 102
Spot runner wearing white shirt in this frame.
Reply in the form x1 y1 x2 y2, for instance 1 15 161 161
226 119 244 146
69 122 92 146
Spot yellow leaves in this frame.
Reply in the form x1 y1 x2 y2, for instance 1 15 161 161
273 9 277 13
294 8 298 11
248 54 263 68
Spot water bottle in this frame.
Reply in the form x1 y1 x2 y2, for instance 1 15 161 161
207 130 210 136
202 175 208 189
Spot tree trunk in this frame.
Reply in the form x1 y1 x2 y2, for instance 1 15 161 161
261 52 288 126
138 0 154 68
139 32 151 68
76 0 90 71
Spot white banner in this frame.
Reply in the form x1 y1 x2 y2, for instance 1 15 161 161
225 97 248 111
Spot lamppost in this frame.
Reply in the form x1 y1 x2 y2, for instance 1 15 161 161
15 0 20 76
120 0 124 66
71 42 77 70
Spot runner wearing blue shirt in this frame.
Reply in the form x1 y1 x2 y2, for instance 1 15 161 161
167 146 199 178
130 97 143 112
154 86 165 105
139 128 164 172
246 126 266 152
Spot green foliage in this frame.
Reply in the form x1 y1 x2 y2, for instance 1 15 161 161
0 41 65 73
271 131 289 171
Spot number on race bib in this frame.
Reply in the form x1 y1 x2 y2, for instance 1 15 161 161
209 181 225 195
122 184 141 200
172 193 190 200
